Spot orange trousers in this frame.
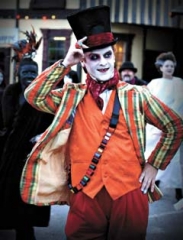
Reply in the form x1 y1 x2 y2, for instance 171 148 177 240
65 187 149 240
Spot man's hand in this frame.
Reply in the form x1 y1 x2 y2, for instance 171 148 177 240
139 162 158 194
62 36 88 67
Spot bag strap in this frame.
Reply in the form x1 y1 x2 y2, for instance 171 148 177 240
109 92 121 128
68 91 121 193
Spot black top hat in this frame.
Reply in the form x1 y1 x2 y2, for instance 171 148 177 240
67 5 117 52
119 61 137 73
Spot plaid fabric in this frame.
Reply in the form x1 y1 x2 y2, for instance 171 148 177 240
20 62 183 205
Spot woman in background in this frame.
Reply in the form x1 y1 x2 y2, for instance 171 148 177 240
145 52 183 201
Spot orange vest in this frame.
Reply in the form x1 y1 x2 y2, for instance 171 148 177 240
67 90 141 200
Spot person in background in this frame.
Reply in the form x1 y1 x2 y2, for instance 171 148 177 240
0 29 52 240
145 51 183 202
58 69 80 88
20 6 183 240
119 61 147 85
0 65 6 129
0 65 6 90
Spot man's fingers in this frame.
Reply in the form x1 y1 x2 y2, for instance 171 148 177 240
139 172 145 183
140 176 156 194
75 36 89 49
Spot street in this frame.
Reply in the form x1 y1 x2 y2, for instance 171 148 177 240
1 145 183 240
0 187 183 240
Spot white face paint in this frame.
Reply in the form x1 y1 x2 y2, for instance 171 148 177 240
0 72 3 85
83 46 115 82
160 60 175 79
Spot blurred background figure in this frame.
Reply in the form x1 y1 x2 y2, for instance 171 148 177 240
64 70 80 84
0 65 6 91
0 65 6 129
0 27 52 240
58 69 80 88
119 61 147 85
145 51 183 202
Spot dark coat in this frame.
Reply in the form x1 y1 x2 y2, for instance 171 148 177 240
0 82 54 229
0 84 6 129
133 76 148 85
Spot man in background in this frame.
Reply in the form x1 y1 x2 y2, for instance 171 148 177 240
119 61 147 85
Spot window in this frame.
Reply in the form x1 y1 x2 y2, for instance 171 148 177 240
113 33 135 71
41 29 72 70
48 37 66 66
114 40 126 70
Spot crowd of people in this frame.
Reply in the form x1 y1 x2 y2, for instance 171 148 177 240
0 5 183 240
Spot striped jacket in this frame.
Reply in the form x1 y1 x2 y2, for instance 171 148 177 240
20 61 183 205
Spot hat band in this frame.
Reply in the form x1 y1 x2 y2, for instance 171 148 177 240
87 32 114 48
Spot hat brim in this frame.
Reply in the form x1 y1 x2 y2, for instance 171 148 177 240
83 38 118 52
119 67 137 73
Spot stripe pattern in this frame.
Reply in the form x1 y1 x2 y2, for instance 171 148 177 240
20 64 183 205
80 0 183 28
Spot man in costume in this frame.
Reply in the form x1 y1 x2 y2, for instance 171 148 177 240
119 61 147 85
0 28 52 240
20 6 183 240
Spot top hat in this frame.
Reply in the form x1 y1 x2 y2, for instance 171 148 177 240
67 5 117 52
119 61 137 73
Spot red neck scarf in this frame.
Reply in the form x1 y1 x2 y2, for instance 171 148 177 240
86 69 119 110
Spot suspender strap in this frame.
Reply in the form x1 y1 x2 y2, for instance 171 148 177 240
109 92 121 128
68 91 121 194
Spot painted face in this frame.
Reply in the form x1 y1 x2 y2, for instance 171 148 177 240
19 64 38 91
120 69 135 82
83 46 115 82
0 72 3 85
160 60 175 78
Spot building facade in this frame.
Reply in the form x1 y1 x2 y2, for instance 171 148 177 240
0 0 183 84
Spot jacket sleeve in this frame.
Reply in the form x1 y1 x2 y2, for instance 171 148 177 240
143 90 183 170
24 60 71 114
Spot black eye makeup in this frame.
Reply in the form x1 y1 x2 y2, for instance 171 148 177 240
89 54 100 61
104 51 112 58
87 50 113 61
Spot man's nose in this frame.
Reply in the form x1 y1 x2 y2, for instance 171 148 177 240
100 57 108 65
26 72 36 78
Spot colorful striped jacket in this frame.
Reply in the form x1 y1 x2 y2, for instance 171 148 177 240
20 61 183 206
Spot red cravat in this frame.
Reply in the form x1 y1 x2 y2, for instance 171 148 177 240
86 69 119 110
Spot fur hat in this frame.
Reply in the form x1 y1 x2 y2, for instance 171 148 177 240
67 5 117 52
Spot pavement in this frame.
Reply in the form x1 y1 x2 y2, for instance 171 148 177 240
1 145 183 240
0 187 183 240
